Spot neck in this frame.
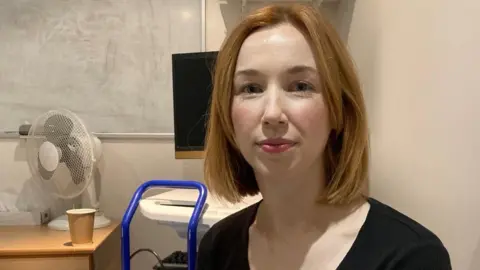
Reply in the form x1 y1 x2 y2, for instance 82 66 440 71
254 163 328 235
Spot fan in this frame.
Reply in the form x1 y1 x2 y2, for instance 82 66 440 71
25 108 110 231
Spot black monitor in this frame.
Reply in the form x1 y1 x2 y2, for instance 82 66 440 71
171 51 218 159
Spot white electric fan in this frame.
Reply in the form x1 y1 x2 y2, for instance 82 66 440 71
25 108 111 230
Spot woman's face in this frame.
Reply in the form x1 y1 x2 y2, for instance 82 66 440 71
231 23 331 178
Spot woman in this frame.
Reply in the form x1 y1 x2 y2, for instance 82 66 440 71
198 3 451 270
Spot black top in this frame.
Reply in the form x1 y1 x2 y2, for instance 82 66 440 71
196 197 451 270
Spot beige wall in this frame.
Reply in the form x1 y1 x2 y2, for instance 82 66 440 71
349 0 480 269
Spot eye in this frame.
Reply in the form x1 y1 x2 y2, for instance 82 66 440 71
290 81 314 92
241 83 263 94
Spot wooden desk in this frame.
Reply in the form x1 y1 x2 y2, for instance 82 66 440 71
0 221 121 270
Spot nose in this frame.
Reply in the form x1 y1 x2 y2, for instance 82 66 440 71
262 88 287 126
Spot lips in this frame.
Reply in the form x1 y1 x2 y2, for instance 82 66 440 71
256 138 297 154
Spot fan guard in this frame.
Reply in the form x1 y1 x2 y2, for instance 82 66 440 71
26 109 95 200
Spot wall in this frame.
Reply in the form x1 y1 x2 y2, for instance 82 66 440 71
348 0 480 269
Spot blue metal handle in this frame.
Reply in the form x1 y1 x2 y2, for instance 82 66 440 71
121 180 207 270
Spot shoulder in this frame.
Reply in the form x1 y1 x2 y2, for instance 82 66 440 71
196 202 258 269
202 201 259 243
356 198 452 269
365 198 443 243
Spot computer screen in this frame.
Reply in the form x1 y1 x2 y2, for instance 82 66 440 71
171 51 218 159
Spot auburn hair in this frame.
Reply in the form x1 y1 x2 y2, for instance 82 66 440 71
204 3 369 205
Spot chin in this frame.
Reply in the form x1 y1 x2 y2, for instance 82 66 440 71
252 157 298 176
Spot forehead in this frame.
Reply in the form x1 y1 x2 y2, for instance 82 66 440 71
235 23 317 72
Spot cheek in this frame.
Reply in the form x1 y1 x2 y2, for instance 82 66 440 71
231 99 260 140
291 99 330 139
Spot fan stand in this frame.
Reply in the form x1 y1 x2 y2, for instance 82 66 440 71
48 174 110 231
48 210 111 231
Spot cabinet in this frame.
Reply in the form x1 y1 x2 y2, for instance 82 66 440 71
0 221 121 270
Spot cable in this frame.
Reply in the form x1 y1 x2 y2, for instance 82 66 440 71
130 248 165 269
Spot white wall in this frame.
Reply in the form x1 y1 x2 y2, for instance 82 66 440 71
348 0 480 269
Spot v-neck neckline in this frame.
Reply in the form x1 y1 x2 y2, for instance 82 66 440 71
239 198 376 270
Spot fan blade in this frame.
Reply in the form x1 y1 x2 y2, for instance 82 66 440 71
58 144 69 163
59 135 85 185
44 114 74 144
38 155 54 180
58 135 79 163
65 152 85 185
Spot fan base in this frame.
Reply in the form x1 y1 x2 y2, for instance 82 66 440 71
47 212 112 231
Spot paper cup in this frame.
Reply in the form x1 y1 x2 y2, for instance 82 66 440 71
66 208 96 245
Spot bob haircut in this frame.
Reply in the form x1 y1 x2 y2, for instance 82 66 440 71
204 3 369 205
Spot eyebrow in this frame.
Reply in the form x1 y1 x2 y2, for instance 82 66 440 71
286 65 317 74
234 65 318 77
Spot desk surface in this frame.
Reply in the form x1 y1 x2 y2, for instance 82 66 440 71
140 189 261 228
0 221 120 257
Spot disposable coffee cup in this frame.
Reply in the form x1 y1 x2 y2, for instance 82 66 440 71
66 208 96 245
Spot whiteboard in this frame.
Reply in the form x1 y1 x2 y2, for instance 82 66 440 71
0 0 203 134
